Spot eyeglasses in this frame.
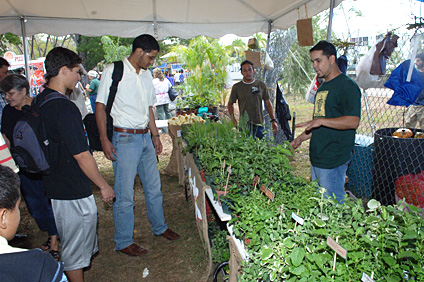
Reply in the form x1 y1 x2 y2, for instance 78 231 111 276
145 53 157 61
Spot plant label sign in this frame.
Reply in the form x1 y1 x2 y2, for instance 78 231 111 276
291 212 304 225
177 130 182 137
260 184 275 201
361 272 375 282
326 236 347 259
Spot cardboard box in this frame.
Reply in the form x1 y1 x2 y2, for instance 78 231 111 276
248 38 259 49
296 18 314 46
244 50 261 68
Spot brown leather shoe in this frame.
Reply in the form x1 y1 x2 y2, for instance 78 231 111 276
117 243 148 256
160 229 180 241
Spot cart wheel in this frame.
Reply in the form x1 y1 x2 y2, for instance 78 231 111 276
213 261 229 282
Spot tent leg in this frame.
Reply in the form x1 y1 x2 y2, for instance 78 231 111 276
20 17 30 84
326 0 335 41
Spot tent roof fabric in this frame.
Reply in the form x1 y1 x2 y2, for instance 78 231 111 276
0 0 342 39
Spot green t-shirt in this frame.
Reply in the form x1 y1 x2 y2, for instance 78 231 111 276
310 74 361 169
88 78 100 96
229 80 269 125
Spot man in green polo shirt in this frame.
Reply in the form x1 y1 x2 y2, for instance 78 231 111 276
290 41 361 203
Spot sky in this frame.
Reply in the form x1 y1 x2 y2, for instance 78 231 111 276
219 0 422 46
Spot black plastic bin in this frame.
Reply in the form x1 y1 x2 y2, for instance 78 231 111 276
372 128 424 205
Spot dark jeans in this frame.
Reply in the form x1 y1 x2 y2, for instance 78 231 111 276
19 172 58 236
249 124 264 139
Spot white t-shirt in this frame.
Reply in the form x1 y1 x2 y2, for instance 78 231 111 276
152 78 172 106
97 57 156 129
0 236 27 254
174 73 180 83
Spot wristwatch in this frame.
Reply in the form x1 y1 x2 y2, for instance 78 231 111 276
270 119 277 123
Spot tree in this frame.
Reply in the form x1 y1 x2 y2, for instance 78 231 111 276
226 38 247 63
280 16 328 97
173 36 230 107
0 33 22 55
101 36 132 64
76 36 105 71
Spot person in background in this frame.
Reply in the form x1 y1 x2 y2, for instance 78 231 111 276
0 57 10 131
405 53 424 129
152 68 172 133
179 69 185 84
228 60 278 139
173 70 181 86
0 165 68 282
0 74 60 261
96 34 180 258
290 41 361 204
41 47 115 282
85 70 99 114
164 70 174 86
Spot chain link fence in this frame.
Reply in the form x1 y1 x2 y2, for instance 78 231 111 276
345 31 424 209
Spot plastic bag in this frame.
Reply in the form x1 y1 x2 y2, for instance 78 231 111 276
264 51 274 70
305 74 321 104
356 45 379 89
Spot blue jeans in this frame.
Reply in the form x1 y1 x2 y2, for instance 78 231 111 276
249 124 264 139
311 160 350 204
112 131 167 250
89 95 97 113
19 172 58 236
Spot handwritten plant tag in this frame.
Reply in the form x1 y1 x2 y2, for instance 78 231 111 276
260 184 275 201
252 176 260 186
177 130 181 137
291 212 304 225
361 272 375 282
227 166 232 174
326 236 347 259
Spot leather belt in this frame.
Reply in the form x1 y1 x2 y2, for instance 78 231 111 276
113 127 149 134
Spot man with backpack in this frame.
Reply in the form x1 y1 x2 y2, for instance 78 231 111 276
40 47 115 282
96 34 179 257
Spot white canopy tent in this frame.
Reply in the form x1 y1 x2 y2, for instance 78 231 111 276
1 0 342 76
1 0 342 39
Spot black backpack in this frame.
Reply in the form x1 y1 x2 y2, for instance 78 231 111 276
11 92 67 175
84 61 123 151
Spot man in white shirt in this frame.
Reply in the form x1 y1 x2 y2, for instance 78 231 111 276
173 70 181 85
96 34 180 257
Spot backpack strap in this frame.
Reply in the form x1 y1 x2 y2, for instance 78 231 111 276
34 92 69 108
105 61 124 115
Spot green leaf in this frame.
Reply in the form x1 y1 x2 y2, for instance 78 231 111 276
290 247 305 267
398 251 420 261
290 265 308 276
382 255 397 266
283 237 296 249
365 216 380 224
313 219 326 227
367 199 381 210
260 245 274 260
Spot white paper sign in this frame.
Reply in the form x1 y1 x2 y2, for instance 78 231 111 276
177 130 181 137
361 272 375 282
291 212 304 225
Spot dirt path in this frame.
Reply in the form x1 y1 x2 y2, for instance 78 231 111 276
13 134 210 282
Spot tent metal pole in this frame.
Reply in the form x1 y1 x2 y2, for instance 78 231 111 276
152 0 158 39
20 16 30 83
326 0 335 41
266 20 272 53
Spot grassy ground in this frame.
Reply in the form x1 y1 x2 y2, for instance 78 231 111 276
13 134 210 282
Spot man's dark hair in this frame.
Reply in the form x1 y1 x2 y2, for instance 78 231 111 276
240 60 254 69
0 166 20 210
0 74 30 95
44 47 82 83
416 53 424 62
0 57 10 68
310 41 337 58
132 34 160 53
